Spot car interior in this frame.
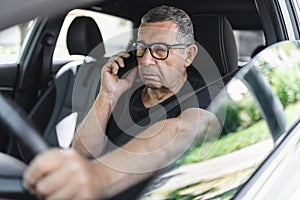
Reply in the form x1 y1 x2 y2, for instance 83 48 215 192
2 0 293 199
6 7 242 162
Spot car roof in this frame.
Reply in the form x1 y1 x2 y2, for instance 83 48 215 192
0 0 260 31
0 0 102 30
94 0 261 29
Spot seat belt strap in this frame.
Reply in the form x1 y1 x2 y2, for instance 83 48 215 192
39 33 55 97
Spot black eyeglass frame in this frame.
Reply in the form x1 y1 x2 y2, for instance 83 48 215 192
131 41 190 60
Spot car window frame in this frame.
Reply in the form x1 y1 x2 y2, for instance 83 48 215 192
235 120 300 199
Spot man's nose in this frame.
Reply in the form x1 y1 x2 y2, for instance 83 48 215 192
141 48 155 64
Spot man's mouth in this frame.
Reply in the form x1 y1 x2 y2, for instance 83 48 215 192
142 73 156 77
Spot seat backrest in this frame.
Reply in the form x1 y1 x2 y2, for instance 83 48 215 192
191 14 238 85
43 16 105 148
9 16 106 162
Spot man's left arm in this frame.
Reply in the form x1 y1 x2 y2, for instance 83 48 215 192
24 108 221 199
94 108 222 198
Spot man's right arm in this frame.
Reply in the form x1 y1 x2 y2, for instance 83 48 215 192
72 52 137 158
72 94 113 159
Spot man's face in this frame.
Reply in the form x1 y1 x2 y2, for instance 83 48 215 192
137 21 189 91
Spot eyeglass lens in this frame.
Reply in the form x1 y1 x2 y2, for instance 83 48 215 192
134 43 169 60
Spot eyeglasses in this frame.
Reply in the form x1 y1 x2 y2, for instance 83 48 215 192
131 41 189 60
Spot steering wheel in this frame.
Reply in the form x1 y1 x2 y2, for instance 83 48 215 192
0 93 48 199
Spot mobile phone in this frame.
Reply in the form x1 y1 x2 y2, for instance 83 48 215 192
117 51 138 78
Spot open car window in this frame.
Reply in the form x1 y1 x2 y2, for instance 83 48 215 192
234 30 265 66
140 40 300 200
0 20 35 64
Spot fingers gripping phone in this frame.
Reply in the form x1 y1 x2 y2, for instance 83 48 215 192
117 51 138 78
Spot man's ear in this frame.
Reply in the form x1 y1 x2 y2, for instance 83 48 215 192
184 44 198 67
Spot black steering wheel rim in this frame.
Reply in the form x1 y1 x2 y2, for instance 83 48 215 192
0 92 48 199
0 94 48 153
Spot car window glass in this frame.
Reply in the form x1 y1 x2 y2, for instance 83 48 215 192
0 21 35 64
141 41 300 199
252 41 300 129
234 30 265 66
234 41 300 199
140 78 274 199
53 9 133 61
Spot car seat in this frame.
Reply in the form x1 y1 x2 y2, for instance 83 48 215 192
176 14 239 106
38 16 106 148
7 16 106 162
191 14 238 84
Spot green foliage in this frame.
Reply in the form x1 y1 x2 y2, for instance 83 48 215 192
223 102 242 133
258 44 300 107
178 100 300 166
265 67 300 107
216 94 261 136
177 119 270 166
166 183 217 200
242 100 261 123
0 46 19 54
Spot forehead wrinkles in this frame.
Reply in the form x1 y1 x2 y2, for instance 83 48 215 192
138 24 180 42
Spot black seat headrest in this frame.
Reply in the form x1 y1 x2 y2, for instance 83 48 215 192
67 16 105 56
192 14 238 76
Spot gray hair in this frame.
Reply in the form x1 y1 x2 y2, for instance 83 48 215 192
141 5 194 44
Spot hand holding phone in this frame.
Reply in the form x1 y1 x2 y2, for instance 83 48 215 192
117 51 138 78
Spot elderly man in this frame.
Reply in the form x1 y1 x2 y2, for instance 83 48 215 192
24 5 221 199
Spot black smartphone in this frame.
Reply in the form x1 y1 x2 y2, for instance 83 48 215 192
117 51 138 78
